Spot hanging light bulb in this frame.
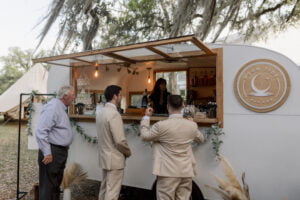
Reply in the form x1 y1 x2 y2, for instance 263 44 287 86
147 67 151 84
94 67 99 77
148 76 151 84
94 63 99 78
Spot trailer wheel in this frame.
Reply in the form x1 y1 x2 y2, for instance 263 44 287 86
151 180 204 200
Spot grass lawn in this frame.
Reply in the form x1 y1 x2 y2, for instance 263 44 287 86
0 119 38 200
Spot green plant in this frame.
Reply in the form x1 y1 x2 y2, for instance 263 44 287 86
70 119 98 144
26 90 38 136
26 91 55 136
206 123 225 157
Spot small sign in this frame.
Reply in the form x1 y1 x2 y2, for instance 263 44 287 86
234 59 290 112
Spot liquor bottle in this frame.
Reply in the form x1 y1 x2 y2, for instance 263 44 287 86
141 89 148 108
195 72 199 87
190 72 195 87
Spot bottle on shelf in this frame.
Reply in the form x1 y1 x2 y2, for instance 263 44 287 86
195 71 199 87
141 89 148 108
190 72 195 87
203 70 208 86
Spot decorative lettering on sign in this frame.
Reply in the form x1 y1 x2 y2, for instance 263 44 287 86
234 59 290 112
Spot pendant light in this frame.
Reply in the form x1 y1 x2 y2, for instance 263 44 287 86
94 63 99 78
147 67 151 84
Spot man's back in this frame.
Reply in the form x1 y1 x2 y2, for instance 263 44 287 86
141 115 204 177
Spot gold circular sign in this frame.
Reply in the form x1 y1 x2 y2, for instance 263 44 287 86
234 59 290 112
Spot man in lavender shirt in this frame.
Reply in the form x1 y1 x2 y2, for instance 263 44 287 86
36 85 75 200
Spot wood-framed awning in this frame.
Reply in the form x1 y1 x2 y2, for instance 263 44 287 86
32 35 215 68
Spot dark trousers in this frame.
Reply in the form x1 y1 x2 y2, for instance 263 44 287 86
38 144 68 200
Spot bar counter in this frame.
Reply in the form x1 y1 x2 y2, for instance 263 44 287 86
69 114 217 125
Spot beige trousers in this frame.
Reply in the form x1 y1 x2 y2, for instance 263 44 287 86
98 169 124 200
156 176 192 200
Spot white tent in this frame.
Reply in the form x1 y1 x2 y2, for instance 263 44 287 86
0 63 48 120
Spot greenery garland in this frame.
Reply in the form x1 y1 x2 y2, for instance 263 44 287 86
26 91 55 135
205 122 225 157
69 119 225 157
26 90 39 136
125 122 141 136
70 120 142 144
70 119 98 144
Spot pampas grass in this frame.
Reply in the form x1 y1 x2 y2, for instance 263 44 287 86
61 162 87 200
205 156 250 200
62 162 87 189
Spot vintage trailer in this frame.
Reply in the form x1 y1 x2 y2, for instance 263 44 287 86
33 36 300 200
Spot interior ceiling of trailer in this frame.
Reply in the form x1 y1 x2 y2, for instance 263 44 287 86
32 35 217 68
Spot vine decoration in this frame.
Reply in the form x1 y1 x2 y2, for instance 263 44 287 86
70 119 98 144
26 91 55 135
70 120 142 145
204 122 225 157
125 121 141 136
26 90 40 136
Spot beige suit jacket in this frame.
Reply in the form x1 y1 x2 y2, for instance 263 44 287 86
96 103 131 170
140 114 204 177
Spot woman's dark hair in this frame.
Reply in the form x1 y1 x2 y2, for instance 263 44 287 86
104 85 122 102
152 78 167 95
167 95 183 110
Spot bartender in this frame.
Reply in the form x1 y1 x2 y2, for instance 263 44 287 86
149 78 170 114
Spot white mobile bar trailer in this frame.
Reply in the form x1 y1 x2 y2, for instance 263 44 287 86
32 35 300 200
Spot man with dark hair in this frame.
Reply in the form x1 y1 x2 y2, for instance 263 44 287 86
96 85 131 200
167 95 183 109
140 94 205 200
104 85 122 102
36 85 75 200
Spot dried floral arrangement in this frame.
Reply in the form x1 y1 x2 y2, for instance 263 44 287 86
206 156 250 200
62 162 87 200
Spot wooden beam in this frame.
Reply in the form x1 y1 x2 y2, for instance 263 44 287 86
146 46 173 60
216 48 224 127
46 61 71 67
71 57 95 65
103 52 136 64
191 37 214 55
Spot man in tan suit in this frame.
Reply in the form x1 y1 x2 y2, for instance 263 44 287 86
96 85 131 200
140 95 205 200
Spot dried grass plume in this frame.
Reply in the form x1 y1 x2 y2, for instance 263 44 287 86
61 162 87 189
205 156 250 200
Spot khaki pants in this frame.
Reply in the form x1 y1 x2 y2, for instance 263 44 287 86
98 169 124 200
156 176 192 200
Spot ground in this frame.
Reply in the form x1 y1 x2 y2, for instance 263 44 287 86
0 119 153 200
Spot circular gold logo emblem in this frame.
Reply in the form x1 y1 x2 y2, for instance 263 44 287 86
234 59 290 112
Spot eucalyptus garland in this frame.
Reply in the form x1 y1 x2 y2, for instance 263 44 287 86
26 91 55 136
70 120 142 144
70 119 98 144
205 122 225 157
125 122 141 136
26 90 39 136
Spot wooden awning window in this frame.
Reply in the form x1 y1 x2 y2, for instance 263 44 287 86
32 35 215 68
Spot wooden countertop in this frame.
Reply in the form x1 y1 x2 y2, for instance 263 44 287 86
69 114 217 125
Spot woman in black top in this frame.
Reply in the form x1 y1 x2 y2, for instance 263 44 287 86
149 78 170 114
